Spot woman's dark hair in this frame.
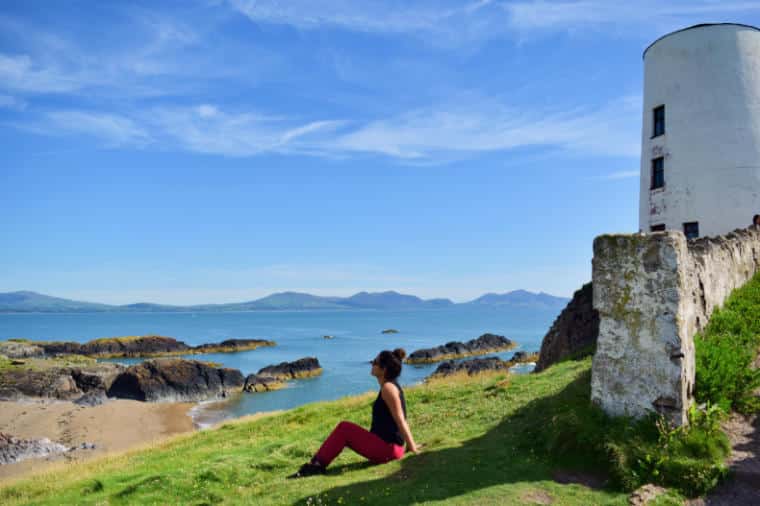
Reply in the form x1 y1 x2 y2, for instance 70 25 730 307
754 214 760 226
376 348 406 380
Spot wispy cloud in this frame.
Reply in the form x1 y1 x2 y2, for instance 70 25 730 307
151 106 346 157
16 95 641 161
506 1 760 32
44 111 152 147
226 0 506 45
598 170 640 180
331 95 641 159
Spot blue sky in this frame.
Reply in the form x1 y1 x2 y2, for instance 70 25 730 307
2 1 760 304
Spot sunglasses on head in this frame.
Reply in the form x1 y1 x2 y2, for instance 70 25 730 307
371 358 380 366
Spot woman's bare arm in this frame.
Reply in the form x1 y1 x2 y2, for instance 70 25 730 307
381 382 420 453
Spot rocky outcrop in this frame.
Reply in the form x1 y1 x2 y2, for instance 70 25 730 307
32 336 275 358
243 375 286 393
192 338 275 354
407 334 516 364
243 357 322 393
0 433 69 465
0 340 44 359
534 283 599 373
38 336 190 357
428 357 509 379
0 360 124 401
257 357 322 380
107 359 245 402
508 351 539 366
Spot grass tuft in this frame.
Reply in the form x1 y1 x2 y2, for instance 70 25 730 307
695 272 760 413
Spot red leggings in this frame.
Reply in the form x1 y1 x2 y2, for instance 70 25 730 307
314 421 404 467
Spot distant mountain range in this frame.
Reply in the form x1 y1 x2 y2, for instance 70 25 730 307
0 290 570 313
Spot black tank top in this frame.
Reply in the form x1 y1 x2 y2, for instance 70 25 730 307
370 381 406 445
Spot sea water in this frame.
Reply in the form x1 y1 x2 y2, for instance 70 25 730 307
0 306 558 425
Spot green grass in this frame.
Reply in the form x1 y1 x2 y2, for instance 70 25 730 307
1 359 631 506
695 272 760 413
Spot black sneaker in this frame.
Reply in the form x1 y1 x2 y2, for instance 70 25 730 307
287 462 326 479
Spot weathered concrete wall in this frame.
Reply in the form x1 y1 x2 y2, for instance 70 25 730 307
590 227 760 425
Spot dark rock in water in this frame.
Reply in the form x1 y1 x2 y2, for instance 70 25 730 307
73 391 108 407
407 334 516 364
535 282 599 373
81 336 190 357
39 336 190 358
0 432 68 465
428 357 508 379
381 329 399 334
323 335 334 339
191 338 275 354
243 357 322 393
508 351 539 365
35 335 274 358
256 357 322 380
106 359 244 402
242 374 284 393
37 341 83 356
0 362 124 401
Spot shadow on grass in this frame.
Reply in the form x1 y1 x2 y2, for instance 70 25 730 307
293 370 612 505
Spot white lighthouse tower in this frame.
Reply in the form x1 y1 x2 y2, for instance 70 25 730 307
639 23 760 238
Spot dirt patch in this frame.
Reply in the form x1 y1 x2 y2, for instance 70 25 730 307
687 413 760 505
629 484 667 505
551 469 607 490
520 489 554 504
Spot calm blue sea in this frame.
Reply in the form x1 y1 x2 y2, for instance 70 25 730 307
0 307 557 425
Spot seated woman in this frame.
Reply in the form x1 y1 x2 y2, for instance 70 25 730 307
289 348 420 478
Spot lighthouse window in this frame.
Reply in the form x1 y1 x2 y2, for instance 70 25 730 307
650 224 666 232
651 157 665 189
683 222 699 239
653 105 665 137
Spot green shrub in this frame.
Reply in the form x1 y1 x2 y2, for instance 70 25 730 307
694 272 760 414
528 397 730 497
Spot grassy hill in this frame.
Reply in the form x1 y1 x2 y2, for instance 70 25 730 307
0 359 639 506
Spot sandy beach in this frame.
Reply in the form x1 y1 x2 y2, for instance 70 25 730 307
0 399 195 481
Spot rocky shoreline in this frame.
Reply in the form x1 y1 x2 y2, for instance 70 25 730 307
406 334 517 364
1 343 324 404
243 358 322 393
1 336 276 360
427 350 539 379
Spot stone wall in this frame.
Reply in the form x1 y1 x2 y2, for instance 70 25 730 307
590 227 760 425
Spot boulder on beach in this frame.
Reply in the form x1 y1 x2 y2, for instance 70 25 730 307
106 359 245 402
428 357 509 379
0 340 44 359
407 333 516 364
0 357 124 401
0 432 69 465
243 357 322 393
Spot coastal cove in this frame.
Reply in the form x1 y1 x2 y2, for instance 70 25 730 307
0 306 557 426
